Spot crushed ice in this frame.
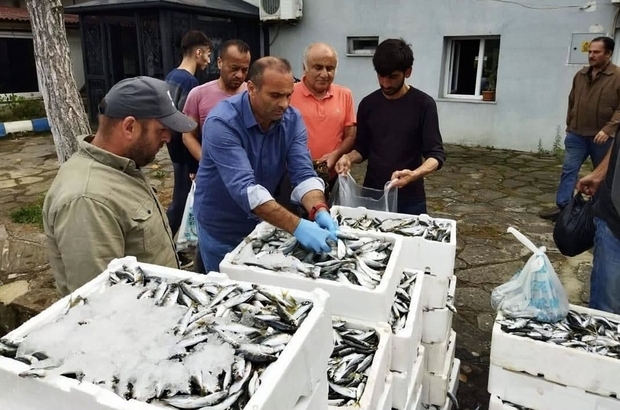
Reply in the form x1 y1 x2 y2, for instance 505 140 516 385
17 283 236 399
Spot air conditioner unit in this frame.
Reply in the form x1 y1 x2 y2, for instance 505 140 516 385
259 0 303 21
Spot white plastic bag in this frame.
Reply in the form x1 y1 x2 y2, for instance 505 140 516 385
491 227 569 323
330 173 398 212
176 181 198 251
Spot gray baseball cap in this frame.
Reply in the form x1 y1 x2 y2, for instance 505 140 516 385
98 76 197 133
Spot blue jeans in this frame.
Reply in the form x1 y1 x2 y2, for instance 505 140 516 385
590 217 620 314
397 200 427 216
556 133 612 208
197 227 241 273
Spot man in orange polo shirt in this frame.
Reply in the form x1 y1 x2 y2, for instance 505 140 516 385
290 42 357 195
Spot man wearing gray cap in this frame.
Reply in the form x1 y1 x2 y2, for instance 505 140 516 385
43 76 197 296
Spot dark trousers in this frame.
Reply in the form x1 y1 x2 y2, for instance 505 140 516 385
193 247 205 273
166 162 192 236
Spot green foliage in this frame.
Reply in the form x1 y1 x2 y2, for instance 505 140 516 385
537 138 548 155
10 198 44 229
537 127 565 163
0 94 47 122
153 170 167 180
552 126 564 162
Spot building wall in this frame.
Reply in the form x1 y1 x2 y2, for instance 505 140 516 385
268 0 618 151
0 0 86 97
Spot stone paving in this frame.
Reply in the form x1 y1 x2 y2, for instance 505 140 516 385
0 134 594 410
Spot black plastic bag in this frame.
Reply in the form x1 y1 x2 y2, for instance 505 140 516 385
553 194 595 257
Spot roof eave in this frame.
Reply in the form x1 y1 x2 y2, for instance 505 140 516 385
65 1 258 19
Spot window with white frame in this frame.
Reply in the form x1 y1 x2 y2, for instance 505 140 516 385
347 36 379 56
0 32 39 95
444 37 500 100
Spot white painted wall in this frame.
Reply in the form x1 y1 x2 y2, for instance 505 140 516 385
268 0 619 151
0 0 87 96
67 30 84 90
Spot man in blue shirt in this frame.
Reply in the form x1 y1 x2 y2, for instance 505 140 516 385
164 31 212 268
194 57 339 272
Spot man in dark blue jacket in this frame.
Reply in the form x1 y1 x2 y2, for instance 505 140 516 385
164 31 212 268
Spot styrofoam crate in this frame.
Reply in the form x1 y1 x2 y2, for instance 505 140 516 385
392 346 426 410
424 330 456 374
422 277 455 344
423 355 460 407
490 305 620 398
0 257 333 410
489 395 511 410
489 363 620 410
391 268 425 373
423 274 456 310
489 395 534 409
376 373 394 410
412 359 461 410
328 319 392 410
330 206 457 278
421 308 453 344
407 384 423 410
220 221 405 323
293 375 328 410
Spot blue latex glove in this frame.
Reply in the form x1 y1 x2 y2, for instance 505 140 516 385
293 219 337 253
315 210 339 235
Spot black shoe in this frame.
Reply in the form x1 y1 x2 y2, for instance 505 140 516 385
539 206 561 222
178 252 194 270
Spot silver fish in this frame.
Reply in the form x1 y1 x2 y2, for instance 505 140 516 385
0 266 316 410
234 228 394 289
328 320 378 406
336 212 452 243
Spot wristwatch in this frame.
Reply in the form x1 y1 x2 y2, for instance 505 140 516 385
309 203 329 221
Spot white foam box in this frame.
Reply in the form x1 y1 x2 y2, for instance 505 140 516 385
423 274 456 310
488 363 620 410
376 372 394 410
392 346 426 410
421 276 456 344
489 395 519 410
490 304 620 398
424 330 457 374
391 268 425 373
422 355 460 407
440 357 461 410
293 375 328 410
328 319 392 410
220 221 405 323
0 256 333 410
489 395 534 410
406 384 423 410
330 206 457 279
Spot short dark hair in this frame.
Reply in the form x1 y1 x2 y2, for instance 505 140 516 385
181 31 213 56
220 39 251 59
248 57 292 88
591 36 615 54
372 38 414 76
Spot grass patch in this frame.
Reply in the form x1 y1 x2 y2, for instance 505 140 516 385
152 170 167 180
10 198 44 228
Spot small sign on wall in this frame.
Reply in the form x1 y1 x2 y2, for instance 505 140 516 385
568 33 603 65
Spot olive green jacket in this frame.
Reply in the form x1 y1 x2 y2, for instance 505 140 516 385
43 135 178 296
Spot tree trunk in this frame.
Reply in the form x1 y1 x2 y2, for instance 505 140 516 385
25 0 91 164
